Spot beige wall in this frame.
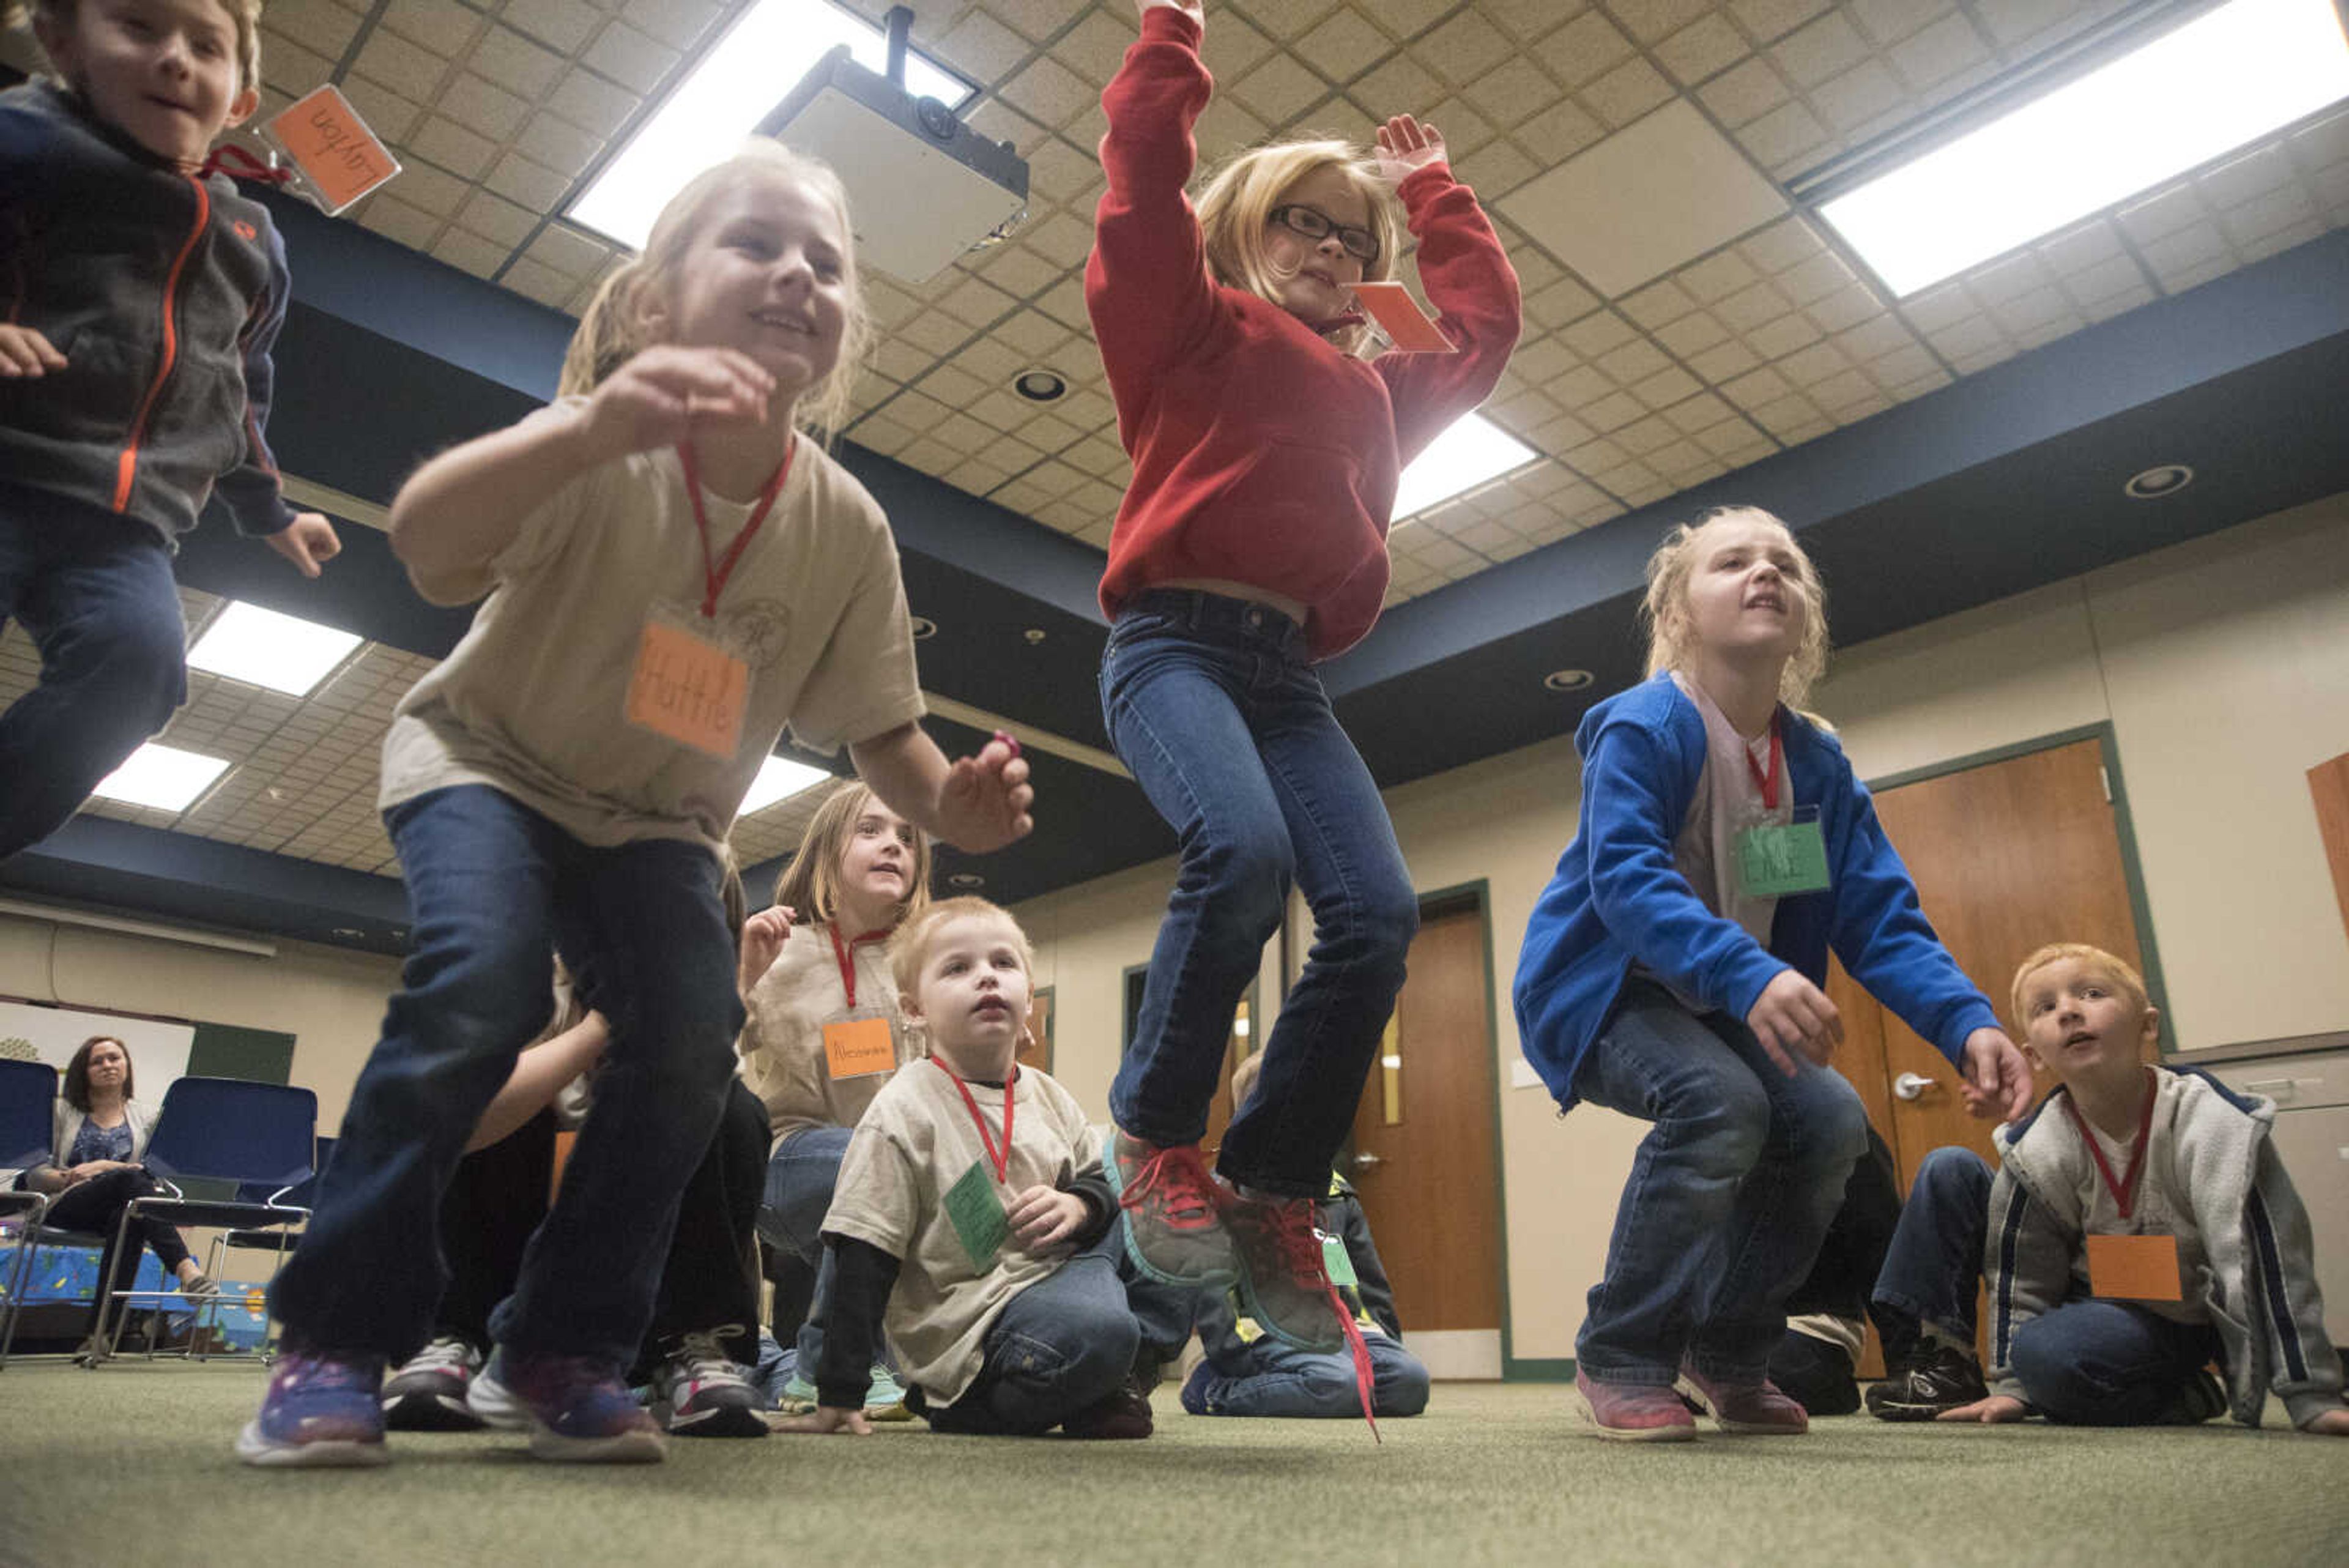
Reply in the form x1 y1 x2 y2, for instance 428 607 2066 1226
1014 491 2349 1365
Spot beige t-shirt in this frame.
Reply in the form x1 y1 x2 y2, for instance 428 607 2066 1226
737 920 911 1148
821 1060 1104 1405
380 409 927 852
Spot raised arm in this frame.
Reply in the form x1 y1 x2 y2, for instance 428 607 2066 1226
847 724 1033 854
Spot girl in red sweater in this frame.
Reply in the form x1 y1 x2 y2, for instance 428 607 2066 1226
1086 0 1519 1351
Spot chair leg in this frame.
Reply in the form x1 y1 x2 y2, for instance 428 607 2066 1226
0 1198 48 1370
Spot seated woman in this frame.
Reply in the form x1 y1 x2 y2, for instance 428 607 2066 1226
15 1035 215 1353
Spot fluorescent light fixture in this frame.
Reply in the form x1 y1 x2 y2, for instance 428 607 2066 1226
1820 0 2349 297
185 601 362 697
570 0 978 253
91 743 229 812
1393 412 1539 521
740 754 834 815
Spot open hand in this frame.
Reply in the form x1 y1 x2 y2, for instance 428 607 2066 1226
771 1403 874 1435
1937 1394 2027 1424
2303 1406 2349 1435
579 345 774 463
0 323 65 377
1374 115 1446 181
1745 968 1842 1075
1006 1184 1086 1253
265 511 342 578
1961 1028 2034 1122
935 732 1033 853
738 905 795 996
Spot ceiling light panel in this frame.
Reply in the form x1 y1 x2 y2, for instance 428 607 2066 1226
91 744 231 812
740 754 834 815
1394 413 1541 522
186 601 363 697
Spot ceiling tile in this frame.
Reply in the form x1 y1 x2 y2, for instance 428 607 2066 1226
1532 12 1637 90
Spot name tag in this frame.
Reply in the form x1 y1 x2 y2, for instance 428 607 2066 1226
822 1016 894 1080
1318 1229 1358 1288
943 1159 1008 1269
625 612 748 759
2085 1233 2183 1301
1736 818 1831 897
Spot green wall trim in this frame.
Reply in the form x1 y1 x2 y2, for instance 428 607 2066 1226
1503 1357 1578 1383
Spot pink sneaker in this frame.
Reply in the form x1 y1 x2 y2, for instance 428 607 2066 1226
1575 1367 1696 1442
1676 1361 1809 1435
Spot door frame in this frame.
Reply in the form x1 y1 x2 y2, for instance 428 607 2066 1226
1862 721 2173 1056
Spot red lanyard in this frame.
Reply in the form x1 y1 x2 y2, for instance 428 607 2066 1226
677 438 795 619
1742 718 1784 811
826 923 888 1010
2063 1069 2156 1219
932 1058 1017 1184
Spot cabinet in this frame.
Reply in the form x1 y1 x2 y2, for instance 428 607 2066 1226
2199 1046 2349 1348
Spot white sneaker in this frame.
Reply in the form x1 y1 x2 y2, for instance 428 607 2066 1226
382 1334 486 1432
651 1328 767 1438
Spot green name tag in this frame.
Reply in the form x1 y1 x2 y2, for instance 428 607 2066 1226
1735 819 1831 898
1318 1230 1358 1288
943 1160 1008 1269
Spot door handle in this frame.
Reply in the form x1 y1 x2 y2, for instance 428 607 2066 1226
1893 1072 1936 1101
1351 1151 1383 1172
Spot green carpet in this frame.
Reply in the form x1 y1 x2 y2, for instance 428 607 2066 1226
0 1365 2338 1567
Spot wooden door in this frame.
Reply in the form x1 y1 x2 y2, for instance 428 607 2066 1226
1345 897 1502 1332
1826 737 2153 1191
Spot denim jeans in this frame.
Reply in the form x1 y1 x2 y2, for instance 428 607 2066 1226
1571 977 1869 1383
1099 591 1417 1195
2011 1301 2222 1425
927 1224 1140 1435
1871 1144 1993 1344
1188 1327 1430 1418
42 1165 193 1334
759 1124 856 1377
0 486 186 861
269 784 743 1365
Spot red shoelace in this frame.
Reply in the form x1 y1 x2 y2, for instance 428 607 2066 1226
1257 1195 1379 1443
1119 1143 1226 1230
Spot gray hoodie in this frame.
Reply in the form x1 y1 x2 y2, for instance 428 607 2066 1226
1986 1066 2345 1429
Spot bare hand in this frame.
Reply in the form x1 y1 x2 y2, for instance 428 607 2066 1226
264 511 342 578
738 906 795 996
1006 1184 1085 1252
1961 1028 2034 1122
1136 0 1203 25
1745 968 1842 1074
1937 1394 2027 1424
772 1403 873 1435
0 323 65 377
2303 1406 2349 1436
1374 115 1446 181
579 345 774 463
935 733 1033 853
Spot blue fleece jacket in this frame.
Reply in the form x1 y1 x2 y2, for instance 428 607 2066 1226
1513 673 2000 1109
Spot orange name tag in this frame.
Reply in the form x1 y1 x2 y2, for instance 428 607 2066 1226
2085 1233 2183 1301
1351 280 1457 354
264 84 401 214
626 617 748 759
822 1016 894 1080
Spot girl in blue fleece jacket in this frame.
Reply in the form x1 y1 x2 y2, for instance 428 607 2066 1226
1512 505 2033 1442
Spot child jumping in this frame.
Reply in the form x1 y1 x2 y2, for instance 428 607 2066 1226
1087 0 1519 1352
239 141 1031 1467
1513 505 2033 1441
1877 943 2347 1433
1 0 341 860
783 897 1154 1440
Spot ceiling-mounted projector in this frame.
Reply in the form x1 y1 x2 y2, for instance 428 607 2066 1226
755 6 1028 284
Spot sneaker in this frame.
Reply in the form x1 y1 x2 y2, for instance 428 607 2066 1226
479 1349 665 1463
773 1371 820 1416
1106 1133 1236 1287
180 1272 221 1299
864 1362 914 1422
1061 1370 1154 1440
382 1336 487 1432
1676 1361 1809 1435
1576 1367 1697 1442
1178 1361 1214 1416
1865 1342 1988 1422
2163 1366 2227 1426
651 1329 767 1439
1224 1189 1343 1353
236 1348 390 1467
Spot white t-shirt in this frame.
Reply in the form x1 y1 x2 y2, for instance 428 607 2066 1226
380 411 926 853
1669 672 1791 946
821 1060 1104 1405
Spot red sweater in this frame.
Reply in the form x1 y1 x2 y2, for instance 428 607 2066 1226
1085 7 1521 660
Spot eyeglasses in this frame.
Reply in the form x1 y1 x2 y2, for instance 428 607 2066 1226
1268 204 1380 264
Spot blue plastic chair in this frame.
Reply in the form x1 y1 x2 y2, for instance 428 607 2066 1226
89 1077 317 1366
0 1058 61 1367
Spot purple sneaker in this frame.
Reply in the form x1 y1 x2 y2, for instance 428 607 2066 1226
486 1350 666 1463
1575 1367 1697 1442
236 1349 390 1467
1676 1360 1809 1435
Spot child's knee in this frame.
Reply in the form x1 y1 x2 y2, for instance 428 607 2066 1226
1911 1146 1991 1209
2008 1321 2088 1415
1680 1077 1772 1178
1374 1351 1430 1416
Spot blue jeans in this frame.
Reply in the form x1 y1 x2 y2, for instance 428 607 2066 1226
0 487 186 860
1571 978 1869 1384
2011 1301 2222 1425
1188 1328 1430 1418
269 785 744 1365
1871 1145 1992 1343
1099 591 1417 1195
927 1224 1140 1435
759 1124 858 1378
